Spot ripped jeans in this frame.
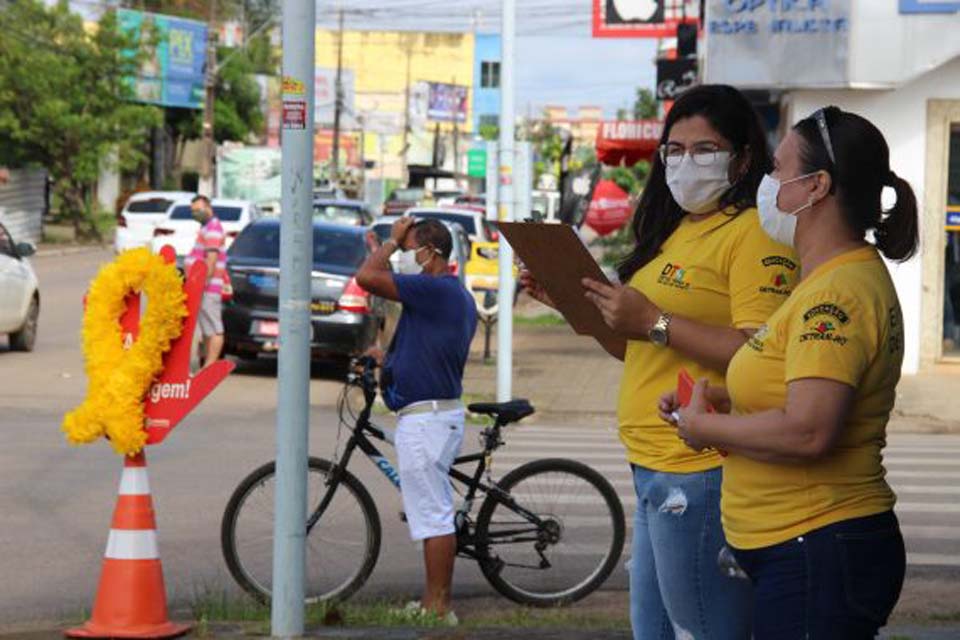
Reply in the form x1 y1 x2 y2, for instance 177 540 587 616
629 465 752 640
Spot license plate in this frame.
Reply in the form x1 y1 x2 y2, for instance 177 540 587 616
256 320 280 337
249 273 278 288
311 300 337 315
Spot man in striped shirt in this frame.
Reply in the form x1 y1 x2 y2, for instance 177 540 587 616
184 195 227 367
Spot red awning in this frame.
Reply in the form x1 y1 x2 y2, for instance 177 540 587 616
596 120 663 166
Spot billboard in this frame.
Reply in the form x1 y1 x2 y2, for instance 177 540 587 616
117 9 207 109
704 0 851 89
427 83 469 123
216 146 282 206
593 0 700 39
314 67 356 126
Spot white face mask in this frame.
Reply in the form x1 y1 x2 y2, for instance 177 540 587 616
398 247 427 275
756 172 819 248
665 151 733 215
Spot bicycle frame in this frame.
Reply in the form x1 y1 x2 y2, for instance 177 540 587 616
307 369 548 563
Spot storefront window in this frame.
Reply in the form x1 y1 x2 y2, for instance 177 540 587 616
942 125 960 356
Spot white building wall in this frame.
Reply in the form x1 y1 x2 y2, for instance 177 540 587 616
785 56 960 374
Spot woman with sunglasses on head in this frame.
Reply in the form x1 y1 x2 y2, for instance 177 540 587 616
522 84 799 640
669 107 917 639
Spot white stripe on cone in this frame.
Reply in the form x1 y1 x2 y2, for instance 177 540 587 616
105 529 159 560
118 468 150 496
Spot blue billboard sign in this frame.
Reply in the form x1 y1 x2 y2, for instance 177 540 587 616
900 1 960 14
117 9 208 109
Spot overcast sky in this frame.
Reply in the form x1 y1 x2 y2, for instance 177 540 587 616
65 0 658 117
316 0 658 117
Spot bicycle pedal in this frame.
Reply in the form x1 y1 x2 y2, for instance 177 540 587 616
399 511 407 523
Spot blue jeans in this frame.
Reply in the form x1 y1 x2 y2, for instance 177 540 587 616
732 511 905 640
629 465 752 640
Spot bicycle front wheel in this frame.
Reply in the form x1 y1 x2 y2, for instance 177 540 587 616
475 458 625 607
221 457 381 604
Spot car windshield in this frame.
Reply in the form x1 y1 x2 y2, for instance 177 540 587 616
230 224 366 271
390 188 423 202
412 212 476 236
170 205 244 222
126 198 174 214
371 224 393 244
314 204 364 226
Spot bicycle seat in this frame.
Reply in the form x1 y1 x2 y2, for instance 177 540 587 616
467 399 535 424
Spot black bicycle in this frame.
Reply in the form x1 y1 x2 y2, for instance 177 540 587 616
221 356 625 607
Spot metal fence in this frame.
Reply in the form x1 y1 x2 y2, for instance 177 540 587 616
0 169 48 245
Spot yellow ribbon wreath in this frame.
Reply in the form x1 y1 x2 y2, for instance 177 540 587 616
63 248 188 456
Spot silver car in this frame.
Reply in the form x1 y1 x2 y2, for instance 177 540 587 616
0 223 39 351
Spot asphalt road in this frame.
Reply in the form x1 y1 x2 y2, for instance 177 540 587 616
1 248 958 630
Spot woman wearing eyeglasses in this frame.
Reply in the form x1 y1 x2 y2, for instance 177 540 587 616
522 85 799 640
669 107 917 639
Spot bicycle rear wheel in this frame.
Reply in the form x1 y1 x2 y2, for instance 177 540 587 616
475 458 625 607
221 457 381 604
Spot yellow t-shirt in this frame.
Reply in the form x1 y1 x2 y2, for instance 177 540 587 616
618 208 798 472
723 246 902 549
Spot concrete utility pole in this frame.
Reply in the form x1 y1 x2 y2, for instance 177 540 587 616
451 76 460 180
271 0 315 636
331 6 345 182
199 0 217 196
496 0 516 403
401 40 413 186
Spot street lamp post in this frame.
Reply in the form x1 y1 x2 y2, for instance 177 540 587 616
496 0 516 403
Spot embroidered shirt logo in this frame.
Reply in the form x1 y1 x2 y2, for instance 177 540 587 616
799 304 850 345
759 256 796 296
658 263 690 289
747 324 770 352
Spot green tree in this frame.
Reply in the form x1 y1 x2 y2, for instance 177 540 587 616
0 1 161 239
633 88 658 120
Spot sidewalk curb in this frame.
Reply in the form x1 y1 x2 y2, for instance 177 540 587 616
34 244 109 258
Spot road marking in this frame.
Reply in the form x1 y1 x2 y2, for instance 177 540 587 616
896 502 960 514
891 485 960 495
906 553 960 567
900 525 960 540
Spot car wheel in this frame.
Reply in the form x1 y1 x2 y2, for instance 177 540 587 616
10 296 39 352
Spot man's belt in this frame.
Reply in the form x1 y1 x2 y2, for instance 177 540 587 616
397 399 464 417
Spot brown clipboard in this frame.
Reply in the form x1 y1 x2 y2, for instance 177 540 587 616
499 221 627 358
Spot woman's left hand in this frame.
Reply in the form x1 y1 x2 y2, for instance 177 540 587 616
675 378 712 452
582 278 659 337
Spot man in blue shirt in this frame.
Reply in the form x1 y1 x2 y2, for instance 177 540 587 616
357 216 477 621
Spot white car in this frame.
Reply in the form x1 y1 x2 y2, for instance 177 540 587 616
404 207 497 244
0 223 40 352
150 198 262 261
114 191 196 253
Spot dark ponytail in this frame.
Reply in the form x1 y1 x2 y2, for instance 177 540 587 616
794 107 919 263
876 172 919 261
616 85 771 282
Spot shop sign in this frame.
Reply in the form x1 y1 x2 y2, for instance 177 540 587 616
704 0 852 89
899 1 960 14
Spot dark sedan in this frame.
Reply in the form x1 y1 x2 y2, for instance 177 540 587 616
223 220 389 362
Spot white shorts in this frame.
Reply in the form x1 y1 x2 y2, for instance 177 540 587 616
395 407 465 541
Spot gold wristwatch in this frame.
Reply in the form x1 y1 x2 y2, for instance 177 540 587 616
648 312 672 347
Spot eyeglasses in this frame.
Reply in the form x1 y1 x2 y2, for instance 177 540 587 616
813 108 837 167
659 143 728 168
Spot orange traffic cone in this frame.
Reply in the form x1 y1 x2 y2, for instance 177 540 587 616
66 452 191 639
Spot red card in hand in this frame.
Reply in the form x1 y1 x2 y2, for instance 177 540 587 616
677 368 727 456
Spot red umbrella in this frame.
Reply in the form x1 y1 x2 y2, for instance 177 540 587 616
585 179 632 236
